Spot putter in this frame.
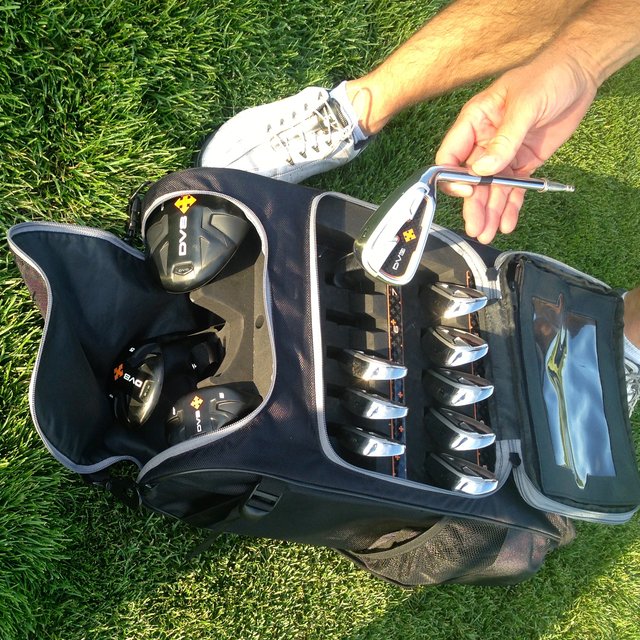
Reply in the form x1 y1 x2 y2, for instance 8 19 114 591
335 348 407 381
342 387 408 420
424 368 494 407
422 326 488 367
423 282 487 321
425 453 498 495
354 165 574 286
428 407 496 451
332 424 406 457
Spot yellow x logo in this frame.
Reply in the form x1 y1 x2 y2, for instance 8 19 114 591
113 363 124 381
175 194 197 214
403 228 417 242
190 395 204 410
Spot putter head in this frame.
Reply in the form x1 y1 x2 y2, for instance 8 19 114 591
342 388 408 420
337 349 407 381
422 326 488 367
145 194 251 292
423 282 488 321
425 453 498 495
332 424 405 458
166 385 261 446
353 169 436 286
424 368 494 407
428 407 496 451
111 342 165 428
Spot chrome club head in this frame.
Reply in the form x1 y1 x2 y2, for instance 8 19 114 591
422 326 488 367
425 453 498 495
337 349 407 381
333 424 406 457
424 368 494 407
342 388 408 420
423 282 487 321
353 165 574 287
353 168 436 286
428 407 496 451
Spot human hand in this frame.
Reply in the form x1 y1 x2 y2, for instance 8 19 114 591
435 56 598 243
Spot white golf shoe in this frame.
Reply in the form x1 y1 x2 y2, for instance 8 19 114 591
196 86 370 183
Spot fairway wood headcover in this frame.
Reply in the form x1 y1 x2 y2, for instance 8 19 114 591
110 331 223 428
166 385 261 446
144 193 251 292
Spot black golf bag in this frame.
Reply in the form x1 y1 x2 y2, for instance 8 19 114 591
9 167 640 587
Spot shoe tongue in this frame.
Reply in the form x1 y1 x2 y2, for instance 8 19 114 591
325 97 349 129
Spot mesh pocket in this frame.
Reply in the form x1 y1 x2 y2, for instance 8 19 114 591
339 517 572 587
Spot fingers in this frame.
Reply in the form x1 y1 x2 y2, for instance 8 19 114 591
462 186 526 244
471 103 537 176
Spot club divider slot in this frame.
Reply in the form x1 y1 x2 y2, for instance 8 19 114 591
316 208 497 494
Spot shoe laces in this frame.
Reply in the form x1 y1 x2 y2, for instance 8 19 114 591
267 92 353 166
624 358 640 417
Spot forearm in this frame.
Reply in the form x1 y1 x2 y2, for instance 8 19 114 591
538 0 640 86
348 0 590 133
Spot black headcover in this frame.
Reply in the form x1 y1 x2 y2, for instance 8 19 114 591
145 194 251 292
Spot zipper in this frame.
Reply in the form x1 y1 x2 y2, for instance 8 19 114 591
510 442 637 523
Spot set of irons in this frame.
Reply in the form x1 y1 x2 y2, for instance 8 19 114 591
327 276 498 495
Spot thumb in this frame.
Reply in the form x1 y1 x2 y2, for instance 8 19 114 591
471 108 535 175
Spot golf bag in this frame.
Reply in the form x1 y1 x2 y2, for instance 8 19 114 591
9 167 640 587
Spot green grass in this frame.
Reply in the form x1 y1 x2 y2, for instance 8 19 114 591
1 1 639 638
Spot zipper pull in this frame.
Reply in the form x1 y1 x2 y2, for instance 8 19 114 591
509 451 522 467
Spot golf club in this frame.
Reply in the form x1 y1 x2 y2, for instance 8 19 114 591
354 165 574 286
428 407 496 451
334 348 407 381
423 281 487 321
424 368 494 407
331 424 406 457
342 387 408 420
422 326 488 367
425 452 498 495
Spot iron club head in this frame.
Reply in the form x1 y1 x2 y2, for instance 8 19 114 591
337 348 407 381
423 281 487 321
428 407 496 451
342 387 408 420
332 424 406 458
424 368 494 407
425 453 498 495
422 326 488 367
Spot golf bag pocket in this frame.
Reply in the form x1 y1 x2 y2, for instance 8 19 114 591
340 512 575 587
489 252 640 522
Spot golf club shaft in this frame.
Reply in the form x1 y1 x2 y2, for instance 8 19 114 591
435 169 574 193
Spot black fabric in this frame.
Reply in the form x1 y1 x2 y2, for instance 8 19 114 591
10 225 211 466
